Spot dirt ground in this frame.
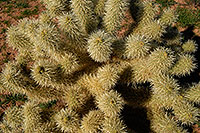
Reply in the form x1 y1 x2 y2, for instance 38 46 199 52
0 0 45 72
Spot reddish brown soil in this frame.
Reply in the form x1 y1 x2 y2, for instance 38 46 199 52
0 0 45 72
172 0 200 36
0 0 45 115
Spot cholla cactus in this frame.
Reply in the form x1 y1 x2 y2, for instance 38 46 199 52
0 0 200 132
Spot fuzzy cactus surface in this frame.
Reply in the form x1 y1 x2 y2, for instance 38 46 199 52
0 0 200 132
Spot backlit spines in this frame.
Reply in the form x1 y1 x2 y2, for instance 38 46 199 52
0 121 12 133
150 74 199 125
23 102 43 133
64 85 91 111
135 20 166 41
0 74 7 93
148 105 187 133
19 19 40 42
87 30 114 62
34 23 82 74
25 85 64 103
38 11 54 25
32 43 50 60
77 62 126 97
6 25 33 51
77 73 103 96
182 40 197 53
4 106 24 132
0 62 22 93
150 74 181 107
147 47 175 73
35 23 62 54
184 83 200 104
96 64 120 90
169 54 196 76
70 0 97 33
172 99 199 125
2 0 200 132
103 0 130 35
54 108 81 133
80 110 104 133
102 116 127 133
124 34 151 59
94 0 106 17
136 0 159 25
96 90 124 117
132 58 152 83
1 62 34 93
56 52 81 75
42 0 70 17
159 8 178 26
31 59 65 88
58 12 87 49
15 50 33 66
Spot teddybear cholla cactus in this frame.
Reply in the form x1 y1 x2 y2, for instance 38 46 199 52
0 0 200 132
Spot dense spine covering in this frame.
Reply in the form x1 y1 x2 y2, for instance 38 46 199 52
31 59 65 88
1 0 200 132
80 110 104 133
182 40 197 53
23 102 43 133
64 85 91 111
103 0 130 35
54 108 80 133
6 25 33 51
1 62 34 93
184 83 200 103
94 0 106 17
57 12 87 49
169 54 196 76
159 8 177 26
102 116 127 133
2 107 24 132
147 104 188 133
87 30 114 62
124 34 151 59
70 0 97 34
41 0 70 17
150 74 199 125
96 90 124 117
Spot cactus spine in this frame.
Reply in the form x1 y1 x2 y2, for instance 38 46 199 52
0 0 199 132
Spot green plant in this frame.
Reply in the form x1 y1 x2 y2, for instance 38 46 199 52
0 0 8 2
2 58 9 63
2 20 9 25
0 94 27 109
32 6 39 14
21 8 39 17
0 0 200 132
16 15 24 19
155 0 176 8
176 6 200 28
184 0 200 6
21 9 32 16
155 0 200 28
3 5 13 13
16 2 29 8
1 28 6 34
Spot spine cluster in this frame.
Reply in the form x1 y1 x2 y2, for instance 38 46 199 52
0 0 199 132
